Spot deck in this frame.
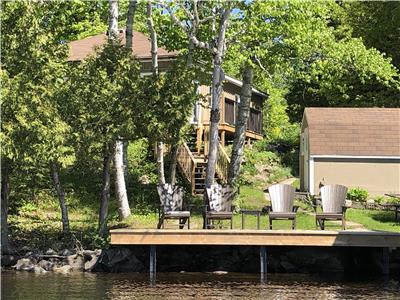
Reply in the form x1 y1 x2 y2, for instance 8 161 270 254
110 229 400 248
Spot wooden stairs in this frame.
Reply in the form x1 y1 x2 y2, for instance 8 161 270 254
177 136 230 195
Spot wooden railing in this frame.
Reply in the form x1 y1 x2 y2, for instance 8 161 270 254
177 143 196 194
216 142 230 183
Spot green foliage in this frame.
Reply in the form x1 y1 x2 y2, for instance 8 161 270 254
347 187 369 202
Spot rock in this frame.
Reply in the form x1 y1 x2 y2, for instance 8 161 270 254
84 254 101 272
67 254 85 271
96 248 145 272
60 249 72 257
24 251 34 257
345 200 353 207
54 265 73 274
213 271 228 275
13 258 35 272
1 255 18 267
46 248 57 255
38 259 54 271
33 266 47 274
366 199 375 205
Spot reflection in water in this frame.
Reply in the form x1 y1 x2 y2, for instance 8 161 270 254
2 271 400 300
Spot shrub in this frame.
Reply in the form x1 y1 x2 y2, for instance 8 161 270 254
347 187 369 202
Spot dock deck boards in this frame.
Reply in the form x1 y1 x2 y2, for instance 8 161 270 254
110 229 400 248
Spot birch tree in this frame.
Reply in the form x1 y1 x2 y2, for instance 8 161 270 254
146 0 166 185
160 1 232 189
227 63 253 185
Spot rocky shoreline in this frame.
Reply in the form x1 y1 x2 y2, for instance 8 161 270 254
2 246 400 275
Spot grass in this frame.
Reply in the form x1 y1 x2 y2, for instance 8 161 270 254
8 185 399 252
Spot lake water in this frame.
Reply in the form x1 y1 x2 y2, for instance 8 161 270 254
2 271 400 299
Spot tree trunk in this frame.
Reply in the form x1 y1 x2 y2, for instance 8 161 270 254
204 6 231 189
108 0 118 38
98 143 113 238
126 0 137 49
156 141 166 185
51 162 70 234
114 141 131 220
228 64 253 185
146 0 158 76
147 1 165 185
169 144 178 184
1 160 13 254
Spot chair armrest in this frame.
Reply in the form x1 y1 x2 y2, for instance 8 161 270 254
293 206 299 213
262 205 272 214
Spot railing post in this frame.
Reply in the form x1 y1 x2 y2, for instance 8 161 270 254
150 245 156 274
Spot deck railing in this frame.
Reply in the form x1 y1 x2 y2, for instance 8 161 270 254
177 143 196 194
216 142 230 183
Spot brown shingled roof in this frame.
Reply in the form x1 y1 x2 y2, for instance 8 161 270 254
68 30 178 61
304 107 400 156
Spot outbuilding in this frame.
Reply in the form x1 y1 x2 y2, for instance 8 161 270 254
300 107 400 195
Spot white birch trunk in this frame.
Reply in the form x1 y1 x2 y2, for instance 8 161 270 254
204 6 231 189
108 0 118 38
147 0 165 184
228 64 253 185
115 141 131 220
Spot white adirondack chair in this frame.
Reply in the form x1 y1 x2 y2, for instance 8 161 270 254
316 184 348 230
268 184 298 230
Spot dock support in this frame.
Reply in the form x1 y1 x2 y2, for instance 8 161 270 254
260 246 267 276
381 247 389 276
150 245 157 274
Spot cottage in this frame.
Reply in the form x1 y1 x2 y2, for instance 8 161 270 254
68 30 267 194
300 107 400 195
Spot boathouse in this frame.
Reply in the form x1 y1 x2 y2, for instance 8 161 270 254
300 107 400 195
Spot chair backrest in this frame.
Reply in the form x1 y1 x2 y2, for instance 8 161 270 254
320 184 348 213
157 184 184 212
268 184 295 212
206 184 235 212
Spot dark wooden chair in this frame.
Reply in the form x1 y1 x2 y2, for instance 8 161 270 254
316 184 348 230
157 184 190 229
204 184 236 229
267 184 298 230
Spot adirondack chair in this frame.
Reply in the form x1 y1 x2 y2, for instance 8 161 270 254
315 184 348 230
204 184 236 229
267 184 298 230
157 184 190 229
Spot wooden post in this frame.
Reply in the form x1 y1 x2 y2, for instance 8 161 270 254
260 246 267 276
221 130 225 147
150 245 156 274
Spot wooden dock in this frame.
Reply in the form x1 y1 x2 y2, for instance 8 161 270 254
110 229 400 248
110 229 400 276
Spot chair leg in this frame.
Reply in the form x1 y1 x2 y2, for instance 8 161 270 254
230 218 233 229
342 216 345 230
269 218 273 230
188 217 190 229
321 219 325 230
292 218 296 230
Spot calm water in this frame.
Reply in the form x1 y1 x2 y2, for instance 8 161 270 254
2 271 400 299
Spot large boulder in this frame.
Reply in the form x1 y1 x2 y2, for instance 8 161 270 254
38 259 54 271
66 254 85 271
95 248 145 272
54 265 73 274
33 266 47 274
13 258 36 271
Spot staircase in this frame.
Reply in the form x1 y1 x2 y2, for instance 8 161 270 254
177 139 230 195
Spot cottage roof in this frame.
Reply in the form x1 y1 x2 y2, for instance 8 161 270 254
303 107 400 156
68 30 178 62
